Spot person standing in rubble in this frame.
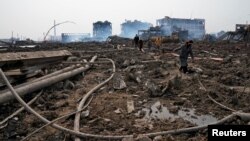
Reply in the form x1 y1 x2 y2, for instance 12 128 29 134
134 34 139 48
147 39 152 50
139 39 144 52
155 37 162 49
174 40 194 73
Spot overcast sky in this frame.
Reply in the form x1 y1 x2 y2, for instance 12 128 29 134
0 0 250 40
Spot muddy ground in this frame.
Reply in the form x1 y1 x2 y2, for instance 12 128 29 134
0 41 250 141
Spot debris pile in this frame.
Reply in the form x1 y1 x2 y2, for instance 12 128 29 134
0 41 250 141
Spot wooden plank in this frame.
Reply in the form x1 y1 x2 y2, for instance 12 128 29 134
0 50 71 62
0 50 72 70
127 100 135 113
4 69 23 76
62 61 110 64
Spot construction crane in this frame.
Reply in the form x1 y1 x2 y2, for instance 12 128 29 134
43 21 76 42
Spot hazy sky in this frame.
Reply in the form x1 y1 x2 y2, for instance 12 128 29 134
0 0 250 40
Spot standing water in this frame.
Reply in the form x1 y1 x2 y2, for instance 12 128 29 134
136 101 217 126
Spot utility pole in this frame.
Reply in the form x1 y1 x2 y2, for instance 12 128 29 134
11 31 13 40
11 31 14 46
247 20 249 43
54 20 56 41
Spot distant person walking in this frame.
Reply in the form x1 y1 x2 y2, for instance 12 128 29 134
147 39 152 50
155 37 162 49
139 39 144 52
134 34 139 48
174 40 194 73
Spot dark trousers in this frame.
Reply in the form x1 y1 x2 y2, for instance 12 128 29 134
139 45 143 51
135 41 139 47
179 66 188 73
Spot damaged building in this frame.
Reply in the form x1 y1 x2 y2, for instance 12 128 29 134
156 16 205 40
61 33 91 43
93 21 112 41
217 24 250 42
120 20 152 38
235 24 250 42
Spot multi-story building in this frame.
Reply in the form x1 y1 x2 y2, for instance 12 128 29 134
156 16 205 40
93 21 112 41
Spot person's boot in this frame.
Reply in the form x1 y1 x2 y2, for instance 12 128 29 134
183 66 188 74
179 66 183 72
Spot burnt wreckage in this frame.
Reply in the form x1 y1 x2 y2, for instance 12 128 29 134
218 24 250 42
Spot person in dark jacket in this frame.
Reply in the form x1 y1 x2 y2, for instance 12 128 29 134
175 40 194 73
134 34 139 48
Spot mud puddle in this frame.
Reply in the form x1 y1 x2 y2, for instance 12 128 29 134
136 101 218 126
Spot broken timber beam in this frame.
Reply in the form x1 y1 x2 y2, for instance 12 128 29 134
62 61 110 64
71 50 121 54
63 60 163 65
170 53 223 61
0 50 71 70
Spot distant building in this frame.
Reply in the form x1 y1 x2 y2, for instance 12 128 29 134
120 20 152 38
235 24 249 32
93 21 112 41
235 24 250 42
156 16 205 40
61 33 91 43
49 35 61 42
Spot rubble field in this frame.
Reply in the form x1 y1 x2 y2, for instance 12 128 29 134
0 41 250 141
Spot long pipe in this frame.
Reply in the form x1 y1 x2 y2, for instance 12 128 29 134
74 58 115 141
0 68 132 139
0 56 97 104
0 65 79 94
1 68 249 140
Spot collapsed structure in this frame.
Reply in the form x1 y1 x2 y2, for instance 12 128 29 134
120 20 152 38
218 24 250 42
156 16 206 40
93 21 112 41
